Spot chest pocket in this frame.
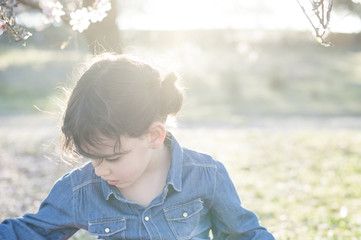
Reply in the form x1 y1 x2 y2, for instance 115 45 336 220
88 218 126 240
164 198 204 240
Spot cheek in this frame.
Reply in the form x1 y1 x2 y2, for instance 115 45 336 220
113 155 150 178
112 168 134 179
111 158 143 178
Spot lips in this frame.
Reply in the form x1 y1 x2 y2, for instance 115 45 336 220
105 179 119 185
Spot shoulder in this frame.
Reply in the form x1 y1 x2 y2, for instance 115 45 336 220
180 147 232 186
56 162 100 192
182 147 222 169
169 133 225 170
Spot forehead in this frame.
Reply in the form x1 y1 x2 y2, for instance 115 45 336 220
79 135 133 158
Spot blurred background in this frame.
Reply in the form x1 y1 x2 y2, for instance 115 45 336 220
1 0 361 125
1 0 361 239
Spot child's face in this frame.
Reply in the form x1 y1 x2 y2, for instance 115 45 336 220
83 135 154 189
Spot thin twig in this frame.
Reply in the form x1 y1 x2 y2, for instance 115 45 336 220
321 0 325 26
296 0 319 32
296 0 332 46
325 0 333 28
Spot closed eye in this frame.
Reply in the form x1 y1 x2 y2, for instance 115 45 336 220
105 156 121 162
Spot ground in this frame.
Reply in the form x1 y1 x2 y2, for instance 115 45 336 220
1 114 360 239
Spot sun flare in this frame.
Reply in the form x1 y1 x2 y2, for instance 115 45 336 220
117 0 361 33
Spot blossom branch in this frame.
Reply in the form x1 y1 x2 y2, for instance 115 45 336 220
0 0 112 46
296 0 334 46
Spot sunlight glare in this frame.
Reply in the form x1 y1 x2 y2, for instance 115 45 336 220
117 0 361 33
117 0 308 31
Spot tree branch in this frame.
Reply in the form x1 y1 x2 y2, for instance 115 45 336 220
16 0 41 11
296 0 333 46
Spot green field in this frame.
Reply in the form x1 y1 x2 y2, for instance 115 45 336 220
1 29 361 239
0 115 360 239
1 29 361 120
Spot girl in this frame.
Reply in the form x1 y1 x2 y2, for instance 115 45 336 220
0 53 274 239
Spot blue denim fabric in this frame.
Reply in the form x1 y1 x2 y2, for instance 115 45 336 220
0 135 275 240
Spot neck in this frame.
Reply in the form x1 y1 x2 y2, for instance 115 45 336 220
147 143 171 174
118 143 172 207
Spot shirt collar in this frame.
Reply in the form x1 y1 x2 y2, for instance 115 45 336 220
166 133 183 192
100 132 184 200
101 177 115 200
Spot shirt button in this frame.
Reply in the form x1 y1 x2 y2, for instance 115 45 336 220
183 212 188 218
144 216 150 222
104 227 110 233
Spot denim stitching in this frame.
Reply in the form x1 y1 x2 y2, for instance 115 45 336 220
72 179 101 192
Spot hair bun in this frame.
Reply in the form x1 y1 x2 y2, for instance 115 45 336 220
162 72 177 87
160 72 184 116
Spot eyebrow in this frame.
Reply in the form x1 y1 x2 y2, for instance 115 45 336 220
99 152 131 159
75 147 131 159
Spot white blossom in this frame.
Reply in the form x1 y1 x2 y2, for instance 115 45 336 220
0 19 6 36
69 0 111 32
0 0 111 43
89 0 111 23
69 8 90 32
39 0 65 24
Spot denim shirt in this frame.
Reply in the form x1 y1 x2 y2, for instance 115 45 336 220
1 135 274 240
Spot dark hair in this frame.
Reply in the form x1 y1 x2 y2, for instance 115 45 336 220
61 53 183 159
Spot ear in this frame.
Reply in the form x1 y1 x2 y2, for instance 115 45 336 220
146 122 167 149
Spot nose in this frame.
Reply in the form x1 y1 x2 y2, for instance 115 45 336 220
93 161 111 177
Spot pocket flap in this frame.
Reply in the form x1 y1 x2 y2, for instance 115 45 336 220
164 198 204 221
88 218 126 236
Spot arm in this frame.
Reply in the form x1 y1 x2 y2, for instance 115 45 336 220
210 162 274 240
0 173 79 240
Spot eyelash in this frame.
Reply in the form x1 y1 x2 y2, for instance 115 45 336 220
105 157 120 162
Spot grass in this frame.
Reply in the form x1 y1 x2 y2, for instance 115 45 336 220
121 30 361 118
1 29 361 239
0 46 89 113
175 128 361 239
1 30 361 119
0 115 360 239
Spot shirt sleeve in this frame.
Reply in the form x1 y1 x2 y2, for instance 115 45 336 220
209 161 275 240
0 173 79 240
